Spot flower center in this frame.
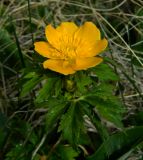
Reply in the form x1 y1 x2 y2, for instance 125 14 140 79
57 39 77 62
51 36 81 65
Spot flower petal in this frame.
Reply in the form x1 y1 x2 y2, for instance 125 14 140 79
45 22 78 49
45 24 61 48
56 22 78 36
34 41 52 58
76 38 108 57
93 38 108 56
73 57 103 70
75 22 101 42
34 41 64 59
43 59 75 75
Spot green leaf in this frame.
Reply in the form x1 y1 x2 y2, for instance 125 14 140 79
45 98 68 131
23 72 37 79
83 93 124 128
96 100 123 129
58 101 85 146
49 145 79 160
57 145 79 160
35 77 58 103
5 144 25 160
10 119 38 145
20 74 43 97
92 63 119 81
80 101 109 141
75 71 92 93
124 111 143 126
54 78 62 97
87 126 143 160
5 143 34 160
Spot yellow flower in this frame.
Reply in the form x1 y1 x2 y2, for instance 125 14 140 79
34 22 108 75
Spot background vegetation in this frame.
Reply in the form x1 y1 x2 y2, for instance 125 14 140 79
0 0 143 159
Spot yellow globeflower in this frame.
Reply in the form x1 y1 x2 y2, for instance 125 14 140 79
34 22 108 75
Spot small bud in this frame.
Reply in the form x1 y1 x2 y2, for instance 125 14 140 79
65 79 75 92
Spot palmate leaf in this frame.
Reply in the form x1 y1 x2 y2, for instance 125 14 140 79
96 98 123 128
58 101 85 146
87 126 143 160
79 101 109 141
83 92 124 129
